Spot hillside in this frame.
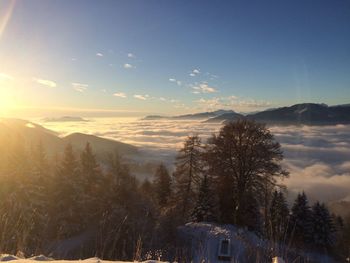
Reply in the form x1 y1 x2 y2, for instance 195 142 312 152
0 118 137 157
63 133 137 156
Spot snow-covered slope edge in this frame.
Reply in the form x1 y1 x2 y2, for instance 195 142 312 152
0 255 166 263
177 222 336 263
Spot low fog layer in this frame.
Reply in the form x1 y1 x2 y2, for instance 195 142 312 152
39 118 350 204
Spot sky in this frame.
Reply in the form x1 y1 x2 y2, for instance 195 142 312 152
0 0 349 117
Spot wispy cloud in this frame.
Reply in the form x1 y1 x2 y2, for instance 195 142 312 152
192 83 217 93
193 95 271 112
96 53 104 57
113 92 127 98
134 94 149 100
124 63 134 69
72 82 88 92
169 78 182 86
0 72 14 80
33 78 57 88
190 68 200 77
127 53 135 58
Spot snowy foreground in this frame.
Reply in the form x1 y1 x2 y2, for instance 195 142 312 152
0 223 335 263
0 255 166 263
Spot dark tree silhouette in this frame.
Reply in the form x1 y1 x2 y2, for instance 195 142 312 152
289 192 313 247
311 202 336 251
153 163 172 207
173 135 203 219
269 190 289 242
205 119 288 226
191 174 216 222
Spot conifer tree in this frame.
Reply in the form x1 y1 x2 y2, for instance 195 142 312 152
269 190 289 242
153 163 172 207
50 143 83 238
311 202 336 250
173 135 203 219
191 174 216 222
289 192 313 247
80 142 104 222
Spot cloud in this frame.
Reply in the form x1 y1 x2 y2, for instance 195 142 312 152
39 114 350 207
0 73 14 80
113 92 127 98
193 95 271 112
134 94 149 100
127 53 135 58
124 63 134 69
192 83 218 93
169 78 182 86
159 97 166 101
96 53 104 57
33 78 57 88
72 82 88 92
190 68 200 77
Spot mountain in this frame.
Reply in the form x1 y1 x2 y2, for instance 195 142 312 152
204 103 350 125
142 115 167 120
43 116 89 122
63 133 137 156
204 111 244 123
0 118 137 157
142 110 235 120
247 103 350 125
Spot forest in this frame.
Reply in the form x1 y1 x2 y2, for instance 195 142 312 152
0 120 349 261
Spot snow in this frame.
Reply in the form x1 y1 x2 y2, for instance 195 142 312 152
177 222 336 263
178 222 265 263
0 255 166 263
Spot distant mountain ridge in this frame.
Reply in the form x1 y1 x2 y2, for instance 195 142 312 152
142 110 235 120
203 103 350 125
43 116 89 122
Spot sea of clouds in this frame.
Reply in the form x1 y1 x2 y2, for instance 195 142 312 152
39 118 350 205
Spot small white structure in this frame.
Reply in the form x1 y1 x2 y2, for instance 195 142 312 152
272 257 285 263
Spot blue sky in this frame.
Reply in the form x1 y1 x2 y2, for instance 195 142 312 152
0 0 349 116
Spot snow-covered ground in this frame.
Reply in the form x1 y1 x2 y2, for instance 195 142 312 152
0 255 166 263
178 222 336 263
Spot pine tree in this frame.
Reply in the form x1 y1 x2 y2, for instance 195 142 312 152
289 192 313 247
311 202 336 251
191 175 216 222
80 142 104 223
269 190 289 242
50 143 84 238
153 163 172 207
173 135 203 219
24 141 51 251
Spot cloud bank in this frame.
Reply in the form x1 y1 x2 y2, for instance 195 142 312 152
40 119 350 205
